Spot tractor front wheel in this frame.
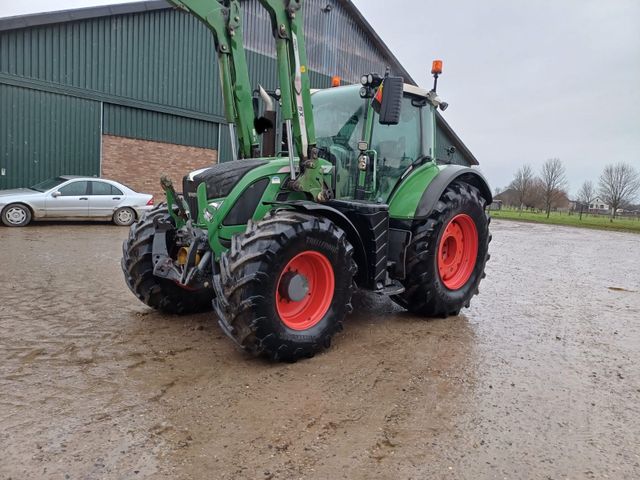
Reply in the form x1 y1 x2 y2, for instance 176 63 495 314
213 211 357 361
121 205 214 314
392 182 490 317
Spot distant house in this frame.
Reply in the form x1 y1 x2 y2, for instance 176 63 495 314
589 196 609 213
494 188 520 208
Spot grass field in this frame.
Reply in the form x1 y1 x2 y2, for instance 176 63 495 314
490 208 640 233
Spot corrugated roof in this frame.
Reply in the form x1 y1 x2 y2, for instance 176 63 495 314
0 0 415 85
0 1 167 30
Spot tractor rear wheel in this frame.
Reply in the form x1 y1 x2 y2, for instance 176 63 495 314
213 210 357 361
121 205 214 314
392 182 490 317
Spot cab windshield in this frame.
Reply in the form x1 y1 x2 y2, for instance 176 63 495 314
312 86 366 198
313 85 365 151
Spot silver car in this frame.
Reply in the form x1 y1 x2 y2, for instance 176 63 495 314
0 176 154 227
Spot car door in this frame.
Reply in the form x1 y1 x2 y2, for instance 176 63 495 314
88 181 124 218
45 180 90 217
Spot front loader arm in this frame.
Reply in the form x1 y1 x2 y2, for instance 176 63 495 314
258 0 316 161
169 0 259 159
171 0 328 200
259 0 329 201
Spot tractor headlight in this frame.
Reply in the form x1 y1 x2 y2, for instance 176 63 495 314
204 201 222 222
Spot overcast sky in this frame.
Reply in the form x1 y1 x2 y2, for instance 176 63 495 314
2 0 639 193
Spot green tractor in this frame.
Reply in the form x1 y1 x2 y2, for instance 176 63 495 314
122 0 492 361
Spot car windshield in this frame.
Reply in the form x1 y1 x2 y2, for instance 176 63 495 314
30 177 67 192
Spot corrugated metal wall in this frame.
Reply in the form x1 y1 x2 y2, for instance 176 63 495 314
0 2 409 188
242 0 403 82
0 83 100 189
0 9 223 117
103 104 219 149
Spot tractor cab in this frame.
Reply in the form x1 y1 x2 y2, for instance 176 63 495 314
313 83 437 203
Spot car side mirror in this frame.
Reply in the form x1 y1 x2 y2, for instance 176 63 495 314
52 191 61 198
378 76 403 125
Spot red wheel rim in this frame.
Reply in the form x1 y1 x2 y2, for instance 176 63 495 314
276 251 335 330
437 214 478 290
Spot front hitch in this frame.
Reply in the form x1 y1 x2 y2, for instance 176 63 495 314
151 217 212 290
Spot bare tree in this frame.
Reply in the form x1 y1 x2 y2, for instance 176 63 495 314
577 180 596 219
540 158 567 218
528 178 546 211
510 164 534 212
598 163 640 219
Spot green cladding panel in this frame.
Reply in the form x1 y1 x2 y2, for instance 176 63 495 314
103 104 219 149
0 8 339 121
0 83 100 190
0 9 223 118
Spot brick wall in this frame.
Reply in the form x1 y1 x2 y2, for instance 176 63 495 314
101 135 217 201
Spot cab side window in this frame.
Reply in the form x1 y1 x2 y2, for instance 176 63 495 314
59 181 88 196
372 97 421 169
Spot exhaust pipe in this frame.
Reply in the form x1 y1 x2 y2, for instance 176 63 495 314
254 84 277 157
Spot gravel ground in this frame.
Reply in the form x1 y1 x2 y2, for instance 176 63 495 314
1 219 639 479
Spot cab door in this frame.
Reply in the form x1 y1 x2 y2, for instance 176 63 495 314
45 180 90 218
370 96 422 202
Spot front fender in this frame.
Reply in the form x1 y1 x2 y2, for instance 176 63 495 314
1 199 40 218
270 200 370 286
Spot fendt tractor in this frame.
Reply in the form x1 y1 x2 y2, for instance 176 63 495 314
122 0 492 361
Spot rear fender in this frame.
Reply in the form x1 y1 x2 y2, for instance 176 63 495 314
387 162 440 219
415 166 492 219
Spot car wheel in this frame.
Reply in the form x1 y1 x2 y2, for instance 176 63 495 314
1 204 32 227
113 207 136 226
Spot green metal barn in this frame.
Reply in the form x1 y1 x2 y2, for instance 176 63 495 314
0 0 477 197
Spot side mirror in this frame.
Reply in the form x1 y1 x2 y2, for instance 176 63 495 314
377 76 403 125
52 191 61 198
